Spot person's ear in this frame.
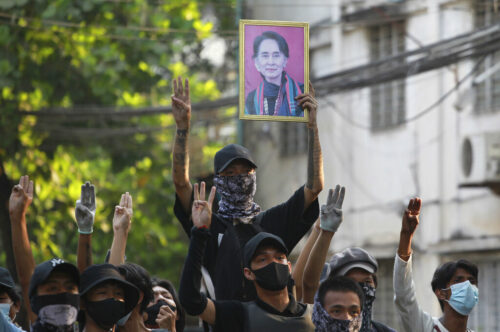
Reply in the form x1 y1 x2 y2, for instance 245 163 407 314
435 288 449 301
12 300 20 313
287 261 292 274
244 267 255 281
137 291 144 309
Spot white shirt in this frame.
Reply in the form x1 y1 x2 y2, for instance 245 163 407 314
393 254 474 332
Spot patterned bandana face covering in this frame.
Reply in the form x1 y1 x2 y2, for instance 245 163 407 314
312 294 362 332
359 283 376 332
38 304 78 328
213 173 261 224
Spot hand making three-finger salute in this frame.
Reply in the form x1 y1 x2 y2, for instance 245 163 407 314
191 182 216 229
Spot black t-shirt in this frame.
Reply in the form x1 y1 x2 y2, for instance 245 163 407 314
174 185 319 301
214 295 308 332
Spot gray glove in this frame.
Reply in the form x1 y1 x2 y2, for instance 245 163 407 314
320 185 345 233
75 181 96 234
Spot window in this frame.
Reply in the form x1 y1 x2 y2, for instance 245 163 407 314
279 122 308 157
371 258 402 331
467 258 500 331
474 0 500 114
369 22 406 130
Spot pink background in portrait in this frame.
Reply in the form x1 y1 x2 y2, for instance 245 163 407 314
244 24 305 99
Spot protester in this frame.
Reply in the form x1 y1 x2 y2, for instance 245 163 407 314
79 264 139 332
313 276 364 332
29 259 80 332
171 76 323 301
394 198 479 332
115 263 155 332
179 183 315 331
293 185 346 304
0 267 23 331
326 247 396 332
148 278 184 332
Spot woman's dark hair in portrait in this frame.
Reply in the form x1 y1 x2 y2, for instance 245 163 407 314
252 31 289 58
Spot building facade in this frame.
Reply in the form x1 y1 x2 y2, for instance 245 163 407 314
242 0 500 330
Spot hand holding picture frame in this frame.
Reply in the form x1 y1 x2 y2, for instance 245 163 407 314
239 19 309 122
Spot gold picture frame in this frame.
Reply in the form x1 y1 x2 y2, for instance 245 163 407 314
239 19 309 122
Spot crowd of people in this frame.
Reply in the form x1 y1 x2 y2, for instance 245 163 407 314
1 74 479 332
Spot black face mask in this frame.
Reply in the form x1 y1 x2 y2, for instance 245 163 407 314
85 298 126 330
251 262 290 291
359 282 376 332
144 300 176 327
30 293 80 316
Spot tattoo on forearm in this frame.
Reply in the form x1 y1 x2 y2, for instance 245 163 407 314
173 129 189 179
306 127 322 190
306 128 315 189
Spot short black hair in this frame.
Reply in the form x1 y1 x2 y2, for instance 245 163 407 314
0 285 21 305
253 31 289 58
431 259 479 311
151 278 185 332
118 263 153 314
317 276 364 310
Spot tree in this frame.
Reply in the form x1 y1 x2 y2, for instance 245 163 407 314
0 0 237 301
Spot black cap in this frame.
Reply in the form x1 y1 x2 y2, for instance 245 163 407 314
214 144 257 174
29 258 80 299
243 232 288 268
0 267 15 289
80 264 139 315
328 247 378 277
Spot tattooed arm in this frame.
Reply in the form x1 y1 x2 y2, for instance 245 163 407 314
296 83 324 210
171 77 193 213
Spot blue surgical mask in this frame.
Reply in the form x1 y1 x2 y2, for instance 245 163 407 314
444 280 478 316
0 303 11 322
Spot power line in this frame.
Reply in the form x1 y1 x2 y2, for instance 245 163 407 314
321 55 486 130
0 11 238 36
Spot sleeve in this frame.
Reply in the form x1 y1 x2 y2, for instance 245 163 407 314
260 185 319 252
214 301 245 332
173 192 194 236
393 254 435 332
179 226 210 315
0 312 25 332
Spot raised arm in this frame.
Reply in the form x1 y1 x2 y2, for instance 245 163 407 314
292 219 320 301
398 198 421 262
75 181 96 273
179 182 217 325
109 192 133 265
171 77 193 213
302 185 345 304
393 197 433 332
9 175 36 323
296 83 324 210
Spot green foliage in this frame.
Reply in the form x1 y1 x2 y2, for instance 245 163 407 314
0 0 237 285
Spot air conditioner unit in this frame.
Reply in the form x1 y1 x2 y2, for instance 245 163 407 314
459 132 500 187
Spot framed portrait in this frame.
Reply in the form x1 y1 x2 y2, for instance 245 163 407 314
239 19 309 122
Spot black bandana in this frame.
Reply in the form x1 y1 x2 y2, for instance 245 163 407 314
31 319 75 332
312 294 362 332
359 283 376 332
213 173 261 223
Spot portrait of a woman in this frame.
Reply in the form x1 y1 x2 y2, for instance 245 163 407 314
244 31 304 117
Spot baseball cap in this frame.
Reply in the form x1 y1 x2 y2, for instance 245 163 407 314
79 264 139 315
29 258 80 299
214 144 257 174
243 232 288 268
0 267 15 289
329 247 378 277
